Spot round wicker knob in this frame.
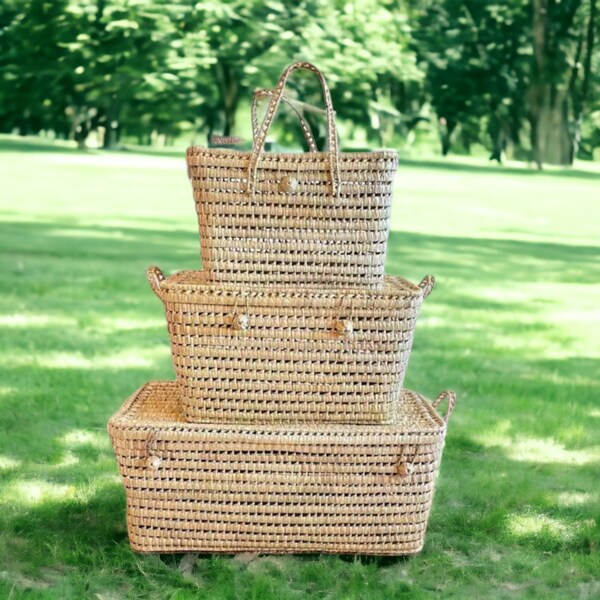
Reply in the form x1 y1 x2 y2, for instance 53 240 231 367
334 319 354 337
396 462 413 477
279 176 299 193
231 313 250 330
148 455 162 470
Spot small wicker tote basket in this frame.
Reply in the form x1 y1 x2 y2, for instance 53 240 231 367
186 61 398 289
147 266 434 425
108 381 456 555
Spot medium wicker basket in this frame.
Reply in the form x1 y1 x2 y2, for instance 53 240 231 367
108 381 456 555
147 266 434 425
187 61 398 288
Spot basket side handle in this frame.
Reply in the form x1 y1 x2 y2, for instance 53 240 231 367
432 391 456 423
147 265 165 298
418 275 435 299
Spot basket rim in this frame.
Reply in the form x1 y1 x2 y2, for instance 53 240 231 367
156 270 423 298
108 381 448 437
186 146 398 162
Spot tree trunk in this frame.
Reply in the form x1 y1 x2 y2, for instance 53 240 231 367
223 105 236 137
535 87 573 165
581 0 596 103
215 61 239 137
441 136 451 156
205 112 216 146
439 118 457 156
489 137 504 164
488 109 509 163
530 0 548 168
74 125 89 149
103 122 121 149
103 103 120 149
529 0 583 166
570 0 597 158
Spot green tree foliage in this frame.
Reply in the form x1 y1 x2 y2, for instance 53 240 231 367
416 1 530 159
188 1 320 138
295 0 423 148
0 0 77 136
0 0 598 164
416 0 598 165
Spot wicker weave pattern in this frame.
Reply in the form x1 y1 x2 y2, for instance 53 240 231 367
187 62 398 288
148 267 434 424
108 381 456 555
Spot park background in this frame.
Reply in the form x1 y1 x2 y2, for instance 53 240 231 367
1 1 599 598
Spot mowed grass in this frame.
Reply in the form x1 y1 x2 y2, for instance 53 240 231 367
0 136 599 599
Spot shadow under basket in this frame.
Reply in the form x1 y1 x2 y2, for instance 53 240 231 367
108 381 456 555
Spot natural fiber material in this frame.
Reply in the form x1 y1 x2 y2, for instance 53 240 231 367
187 62 398 288
108 381 456 555
252 89 318 152
147 266 434 424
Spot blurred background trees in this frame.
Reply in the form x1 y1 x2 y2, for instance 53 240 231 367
0 0 598 166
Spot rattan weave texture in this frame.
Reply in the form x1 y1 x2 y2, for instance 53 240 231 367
187 62 398 288
148 266 434 424
108 381 456 555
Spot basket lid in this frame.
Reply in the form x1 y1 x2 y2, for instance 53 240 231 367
147 267 434 307
109 382 452 436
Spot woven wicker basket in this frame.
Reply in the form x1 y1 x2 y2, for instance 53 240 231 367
108 381 456 555
187 61 398 288
147 266 434 425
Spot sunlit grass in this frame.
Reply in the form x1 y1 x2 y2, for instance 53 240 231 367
0 314 79 327
507 513 592 543
0 348 170 370
0 455 22 470
4 480 76 506
556 492 595 507
1 137 599 599
472 433 600 465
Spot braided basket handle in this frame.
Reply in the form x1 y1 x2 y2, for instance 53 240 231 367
252 89 318 152
418 275 435 299
248 62 340 197
432 391 457 423
147 265 165 298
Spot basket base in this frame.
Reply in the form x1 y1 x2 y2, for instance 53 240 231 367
128 541 424 556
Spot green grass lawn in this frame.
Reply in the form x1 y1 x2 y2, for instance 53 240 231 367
1 136 599 599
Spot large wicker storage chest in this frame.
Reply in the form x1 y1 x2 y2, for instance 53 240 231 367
108 381 455 555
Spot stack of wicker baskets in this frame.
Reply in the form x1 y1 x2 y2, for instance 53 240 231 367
108 61 456 556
